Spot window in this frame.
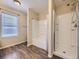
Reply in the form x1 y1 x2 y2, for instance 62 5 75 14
1 13 18 37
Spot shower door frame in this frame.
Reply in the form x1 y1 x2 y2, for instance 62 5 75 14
76 1 79 59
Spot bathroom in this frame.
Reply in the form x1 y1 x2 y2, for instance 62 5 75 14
27 0 79 59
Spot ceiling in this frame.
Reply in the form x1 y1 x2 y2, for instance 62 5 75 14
0 0 73 14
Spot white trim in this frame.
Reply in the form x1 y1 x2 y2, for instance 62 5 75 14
1 13 19 38
27 43 33 47
48 0 55 57
0 41 26 49
48 53 53 58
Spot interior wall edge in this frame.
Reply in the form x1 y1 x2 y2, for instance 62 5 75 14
27 8 39 47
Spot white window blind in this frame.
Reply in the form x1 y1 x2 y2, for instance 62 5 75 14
1 13 18 37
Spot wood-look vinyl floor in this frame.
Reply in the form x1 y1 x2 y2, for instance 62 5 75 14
0 43 62 59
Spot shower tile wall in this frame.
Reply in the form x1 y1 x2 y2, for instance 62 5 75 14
55 12 77 59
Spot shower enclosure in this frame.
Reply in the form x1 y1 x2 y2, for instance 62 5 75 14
54 0 79 59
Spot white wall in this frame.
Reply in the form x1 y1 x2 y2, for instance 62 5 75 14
31 11 48 50
32 18 48 50
32 20 39 46
37 19 48 50
32 20 39 39
36 13 48 50
0 6 27 49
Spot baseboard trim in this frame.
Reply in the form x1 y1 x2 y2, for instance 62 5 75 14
0 41 27 50
27 44 33 47
48 53 53 58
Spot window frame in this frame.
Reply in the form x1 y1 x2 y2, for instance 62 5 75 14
1 12 19 37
